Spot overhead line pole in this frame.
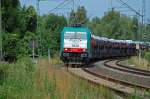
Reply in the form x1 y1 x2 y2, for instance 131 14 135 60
36 0 42 57
73 0 74 11
117 0 146 64
142 0 146 41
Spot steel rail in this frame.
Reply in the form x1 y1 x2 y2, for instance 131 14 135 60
116 60 150 74
104 60 150 76
63 60 149 98
82 60 150 90
65 66 128 98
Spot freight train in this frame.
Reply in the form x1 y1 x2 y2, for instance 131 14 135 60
60 24 150 65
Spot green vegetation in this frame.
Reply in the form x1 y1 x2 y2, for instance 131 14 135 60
1 0 150 62
0 58 117 99
120 54 150 71
1 0 150 98
87 10 138 40
144 51 150 67
1 57 148 99
0 57 37 99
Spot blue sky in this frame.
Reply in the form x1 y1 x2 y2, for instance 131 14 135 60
20 0 150 22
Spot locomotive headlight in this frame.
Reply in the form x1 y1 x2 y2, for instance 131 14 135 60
83 48 86 52
64 48 68 51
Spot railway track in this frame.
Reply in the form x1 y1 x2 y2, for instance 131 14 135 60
84 59 150 89
104 60 150 76
116 60 150 74
65 59 150 98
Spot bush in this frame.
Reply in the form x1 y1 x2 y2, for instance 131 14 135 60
0 63 9 85
3 33 19 62
0 57 36 99
144 51 150 67
144 51 150 61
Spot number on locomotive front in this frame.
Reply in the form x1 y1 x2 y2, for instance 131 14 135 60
64 31 87 52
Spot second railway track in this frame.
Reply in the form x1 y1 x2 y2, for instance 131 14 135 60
65 59 150 98
83 59 150 89
116 60 150 75
104 60 150 76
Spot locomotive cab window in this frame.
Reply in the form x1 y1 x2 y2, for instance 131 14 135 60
64 32 87 40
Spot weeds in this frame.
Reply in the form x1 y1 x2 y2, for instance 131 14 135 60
1 57 147 99
121 56 150 71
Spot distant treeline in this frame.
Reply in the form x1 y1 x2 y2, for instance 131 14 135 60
1 0 150 62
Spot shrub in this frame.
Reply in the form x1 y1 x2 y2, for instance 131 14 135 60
144 51 150 67
0 57 37 99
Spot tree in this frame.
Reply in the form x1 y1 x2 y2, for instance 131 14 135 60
69 10 76 24
132 16 139 40
69 6 88 24
89 10 137 40
1 0 38 61
25 6 37 33
1 0 21 33
40 14 67 56
18 31 36 57
3 33 19 62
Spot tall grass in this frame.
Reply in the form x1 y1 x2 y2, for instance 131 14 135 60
39 58 116 99
122 56 150 71
1 57 146 99
0 57 35 99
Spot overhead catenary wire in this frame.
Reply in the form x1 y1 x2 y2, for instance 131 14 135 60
114 0 130 10
116 0 143 17
49 0 72 13
55 0 73 11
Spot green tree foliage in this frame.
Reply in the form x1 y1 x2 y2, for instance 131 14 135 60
144 24 150 42
40 14 67 56
144 51 150 68
131 16 139 40
87 17 101 36
3 33 19 62
69 6 88 24
25 6 37 33
1 0 37 61
18 5 37 38
18 31 36 57
1 0 21 33
88 10 139 40
1 0 22 61
1 3 149 61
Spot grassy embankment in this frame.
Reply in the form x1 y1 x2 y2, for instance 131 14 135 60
121 56 150 71
120 56 150 98
0 56 147 99
0 57 115 99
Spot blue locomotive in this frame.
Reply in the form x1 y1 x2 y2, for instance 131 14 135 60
60 25 150 65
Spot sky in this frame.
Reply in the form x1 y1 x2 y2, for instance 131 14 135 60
20 0 150 23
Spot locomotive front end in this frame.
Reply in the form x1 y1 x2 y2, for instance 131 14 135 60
60 27 89 65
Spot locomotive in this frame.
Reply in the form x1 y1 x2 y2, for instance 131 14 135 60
60 25 150 65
